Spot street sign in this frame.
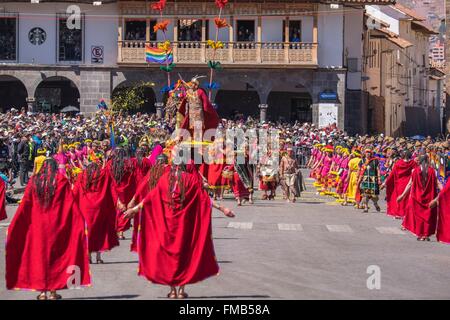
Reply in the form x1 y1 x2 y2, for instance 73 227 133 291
319 91 337 101
91 46 104 64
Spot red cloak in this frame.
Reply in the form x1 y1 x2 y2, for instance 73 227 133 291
436 181 450 244
6 174 91 291
137 169 219 286
107 159 137 233
385 159 417 218
178 88 220 133
207 162 227 189
130 165 170 253
134 157 152 182
73 168 119 253
0 179 6 221
402 167 438 237
228 165 250 199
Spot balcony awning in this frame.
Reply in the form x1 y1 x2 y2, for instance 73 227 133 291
373 27 413 49
411 21 439 35
386 36 413 49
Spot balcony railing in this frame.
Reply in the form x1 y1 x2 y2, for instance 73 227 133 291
118 41 318 66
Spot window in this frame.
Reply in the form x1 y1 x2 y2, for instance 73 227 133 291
236 20 255 42
0 14 17 61
124 20 150 41
347 58 359 72
178 19 205 42
58 14 83 62
282 20 301 42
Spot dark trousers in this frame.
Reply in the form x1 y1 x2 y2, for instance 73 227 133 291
19 161 29 186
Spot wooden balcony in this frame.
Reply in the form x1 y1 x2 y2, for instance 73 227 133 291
118 41 318 68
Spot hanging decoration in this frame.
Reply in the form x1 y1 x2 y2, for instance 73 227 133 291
147 0 175 90
206 0 230 100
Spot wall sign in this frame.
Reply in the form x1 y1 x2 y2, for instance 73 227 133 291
28 28 46 45
318 103 338 128
319 91 337 101
91 46 104 64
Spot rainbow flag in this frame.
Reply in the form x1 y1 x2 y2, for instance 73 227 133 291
145 44 173 64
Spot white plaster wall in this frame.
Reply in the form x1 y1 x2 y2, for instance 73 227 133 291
365 5 399 35
318 4 343 68
0 2 118 66
344 8 363 90
261 17 282 42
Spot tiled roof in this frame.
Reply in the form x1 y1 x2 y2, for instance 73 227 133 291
373 27 413 49
411 20 439 35
393 3 426 21
386 36 413 49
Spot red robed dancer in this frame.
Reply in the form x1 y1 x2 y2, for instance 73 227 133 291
0 178 7 221
6 159 90 300
430 180 450 244
178 76 220 136
107 148 137 240
382 150 416 219
123 161 234 299
127 154 170 253
399 155 438 241
73 162 119 263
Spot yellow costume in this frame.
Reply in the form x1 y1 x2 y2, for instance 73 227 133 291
33 155 46 175
345 157 362 201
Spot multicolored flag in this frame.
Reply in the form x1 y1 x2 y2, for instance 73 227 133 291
145 44 173 65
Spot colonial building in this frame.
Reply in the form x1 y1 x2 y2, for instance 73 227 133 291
0 0 394 133
363 3 443 137
446 0 450 133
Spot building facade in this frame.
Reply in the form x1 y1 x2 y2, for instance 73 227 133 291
0 0 395 133
363 3 443 137
446 0 450 133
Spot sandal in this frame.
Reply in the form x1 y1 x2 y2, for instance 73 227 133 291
375 204 381 212
96 258 104 264
37 293 47 300
177 291 189 299
48 292 62 300
167 291 177 299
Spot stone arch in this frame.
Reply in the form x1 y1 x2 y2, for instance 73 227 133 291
113 71 167 103
0 75 28 111
112 79 157 114
214 79 261 120
266 82 313 123
30 72 80 98
34 76 80 113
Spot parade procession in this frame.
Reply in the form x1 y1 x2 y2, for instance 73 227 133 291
0 0 450 306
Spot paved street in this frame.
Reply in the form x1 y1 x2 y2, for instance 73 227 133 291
1 172 450 300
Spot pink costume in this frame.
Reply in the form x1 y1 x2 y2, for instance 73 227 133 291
319 155 332 178
338 156 350 194
76 149 85 165
53 152 69 176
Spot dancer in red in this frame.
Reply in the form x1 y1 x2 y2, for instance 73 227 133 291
107 147 137 240
127 154 169 253
0 178 6 221
73 161 119 263
5 159 90 299
399 155 438 241
382 150 416 219
124 162 234 299
430 180 450 244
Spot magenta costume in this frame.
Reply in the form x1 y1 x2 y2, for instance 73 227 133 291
319 155 332 178
338 156 350 194
53 152 69 176
148 144 163 166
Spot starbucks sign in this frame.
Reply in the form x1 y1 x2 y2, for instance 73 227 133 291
28 27 46 45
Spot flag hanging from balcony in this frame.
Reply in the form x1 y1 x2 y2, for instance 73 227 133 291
145 44 173 65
